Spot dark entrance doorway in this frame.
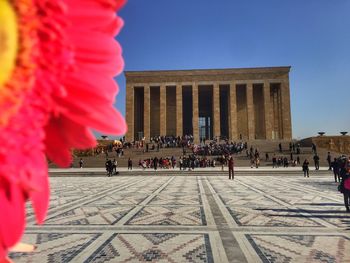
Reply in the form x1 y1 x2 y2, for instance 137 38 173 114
198 86 213 140
199 117 211 140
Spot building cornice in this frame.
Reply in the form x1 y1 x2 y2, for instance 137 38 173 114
125 66 291 84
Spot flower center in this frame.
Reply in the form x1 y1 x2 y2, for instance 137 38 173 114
0 0 18 87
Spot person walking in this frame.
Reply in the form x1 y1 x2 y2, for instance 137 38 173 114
79 158 84 168
127 157 133 170
302 159 310 177
228 156 234 180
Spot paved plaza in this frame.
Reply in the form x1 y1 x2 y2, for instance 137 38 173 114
10 174 350 262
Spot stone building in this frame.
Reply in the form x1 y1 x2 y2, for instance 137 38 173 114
125 67 292 143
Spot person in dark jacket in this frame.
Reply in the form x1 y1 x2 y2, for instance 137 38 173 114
153 157 158 170
338 156 350 212
313 154 320 170
327 152 332 170
302 159 310 177
105 159 113 177
127 158 133 170
331 158 340 182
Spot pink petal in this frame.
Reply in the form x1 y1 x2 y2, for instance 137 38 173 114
0 180 25 252
49 115 97 149
44 121 72 167
28 160 50 224
64 74 118 104
70 31 123 76
68 68 119 96
56 97 126 135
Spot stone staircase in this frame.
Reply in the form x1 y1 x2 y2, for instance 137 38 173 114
48 139 343 168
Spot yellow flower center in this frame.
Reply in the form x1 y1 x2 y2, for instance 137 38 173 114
0 0 18 87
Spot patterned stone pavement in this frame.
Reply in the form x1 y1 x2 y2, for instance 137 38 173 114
10 175 350 262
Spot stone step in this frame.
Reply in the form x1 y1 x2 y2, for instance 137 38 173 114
50 169 332 177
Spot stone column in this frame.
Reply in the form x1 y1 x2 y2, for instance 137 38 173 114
272 88 279 139
281 80 292 140
192 83 199 143
160 84 167 136
143 85 150 142
176 84 183 137
229 81 238 140
125 84 134 141
263 81 273 140
246 83 255 140
212 83 221 139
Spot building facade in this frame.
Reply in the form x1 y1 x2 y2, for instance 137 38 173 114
125 67 292 143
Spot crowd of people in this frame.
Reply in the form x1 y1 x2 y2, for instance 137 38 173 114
192 141 246 156
135 155 223 171
121 135 194 150
105 159 118 176
137 156 177 170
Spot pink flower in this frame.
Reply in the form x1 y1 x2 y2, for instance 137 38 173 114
0 0 126 259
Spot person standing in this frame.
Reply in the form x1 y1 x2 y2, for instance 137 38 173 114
113 159 118 175
327 152 332 170
331 158 340 182
312 143 317 154
127 158 133 170
191 155 195 171
272 155 277 168
171 156 176 169
313 154 320 170
338 156 350 212
79 158 84 168
255 157 260 168
228 156 234 180
153 157 158 170
221 155 225 171
105 159 112 176
302 159 310 177
265 152 269 161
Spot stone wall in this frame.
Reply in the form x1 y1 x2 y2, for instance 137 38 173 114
300 136 350 155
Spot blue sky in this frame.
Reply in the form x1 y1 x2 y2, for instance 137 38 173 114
113 0 350 139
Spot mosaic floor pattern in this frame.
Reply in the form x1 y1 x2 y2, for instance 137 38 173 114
11 175 350 262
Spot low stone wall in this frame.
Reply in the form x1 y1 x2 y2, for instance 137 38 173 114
300 136 350 155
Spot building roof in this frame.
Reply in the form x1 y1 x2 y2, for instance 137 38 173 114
125 66 291 77
124 66 291 84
